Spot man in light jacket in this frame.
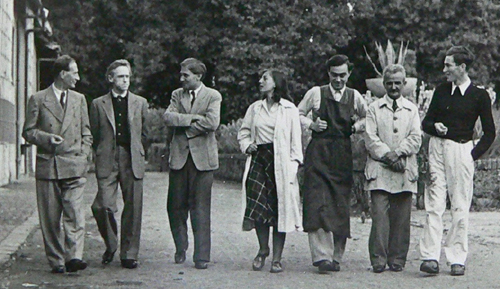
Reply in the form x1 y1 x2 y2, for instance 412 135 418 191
163 58 221 270
364 64 422 273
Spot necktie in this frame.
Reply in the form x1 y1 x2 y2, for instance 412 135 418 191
60 92 66 108
392 99 398 111
190 91 196 107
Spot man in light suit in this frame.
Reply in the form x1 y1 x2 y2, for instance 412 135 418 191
90 59 149 269
164 58 221 270
23 55 92 274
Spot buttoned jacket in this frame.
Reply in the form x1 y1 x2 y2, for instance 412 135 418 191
163 84 222 171
90 92 149 179
364 95 422 193
22 87 92 179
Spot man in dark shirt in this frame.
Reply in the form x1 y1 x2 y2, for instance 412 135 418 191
90 59 149 269
419 46 495 276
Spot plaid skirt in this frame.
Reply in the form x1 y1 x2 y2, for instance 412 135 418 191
243 143 278 231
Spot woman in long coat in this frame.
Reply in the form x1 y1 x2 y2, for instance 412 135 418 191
238 69 303 273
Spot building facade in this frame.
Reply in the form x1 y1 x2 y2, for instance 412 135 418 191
0 0 55 185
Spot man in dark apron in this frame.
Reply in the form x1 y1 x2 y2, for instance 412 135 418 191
298 55 367 274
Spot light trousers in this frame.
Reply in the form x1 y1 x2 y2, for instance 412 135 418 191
36 177 87 267
308 228 347 265
419 137 474 265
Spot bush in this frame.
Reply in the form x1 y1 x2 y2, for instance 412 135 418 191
216 119 243 154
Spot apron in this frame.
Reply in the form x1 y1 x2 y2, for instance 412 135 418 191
302 85 355 237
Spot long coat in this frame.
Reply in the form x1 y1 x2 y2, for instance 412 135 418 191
364 95 422 193
22 87 92 180
163 84 222 171
89 92 149 179
238 99 303 233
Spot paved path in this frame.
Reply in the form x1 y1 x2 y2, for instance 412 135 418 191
1 172 500 288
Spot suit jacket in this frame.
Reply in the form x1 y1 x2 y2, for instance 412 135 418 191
164 83 221 171
22 86 92 180
90 92 149 179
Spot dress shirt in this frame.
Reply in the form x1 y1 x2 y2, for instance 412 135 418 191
52 84 67 105
451 78 471 96
189 85 203 105
254 101 279 145
298 84 367 132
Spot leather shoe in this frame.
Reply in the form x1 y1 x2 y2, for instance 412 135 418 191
195 261 208 269
389 264 403 272
121 259 138 269
330 260 340 272
450 264 465 276
252 255 267 271
174 250 186 264
317 260 332 274
51 265 65 274
102 250 116 265
270 261 283 273
65 259 88 273
373 265 385 273
420 260 439 274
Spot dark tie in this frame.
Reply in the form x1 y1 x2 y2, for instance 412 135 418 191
60 92 66 108
190 91 196 107
392 99 398 111
452 88 462 97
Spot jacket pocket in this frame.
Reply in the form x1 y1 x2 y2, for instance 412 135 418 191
364 160 378 181
406 156 419 182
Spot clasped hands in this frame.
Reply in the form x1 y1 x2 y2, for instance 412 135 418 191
381 151 405 173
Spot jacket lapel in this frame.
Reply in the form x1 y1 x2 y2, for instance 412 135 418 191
102 93 116 134
128 92 139 125
60 90 77 134
42 88 64 123
180 89 191 113
191 84 206 112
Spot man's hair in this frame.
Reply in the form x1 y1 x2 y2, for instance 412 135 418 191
181 58 207 80
106 59 132 80
326 54 353 71
261 69 292 103
52 55 76 80
383 64 406 80
446 46 475 68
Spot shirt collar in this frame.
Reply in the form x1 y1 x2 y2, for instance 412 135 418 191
190 84 203 98
452 77 471 96
380 95 411 110
52 84 65 100
329 84 345 95
111 90 127 98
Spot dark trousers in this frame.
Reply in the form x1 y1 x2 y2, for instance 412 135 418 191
91 146 143 260
167 154 213 263
369 190 412 267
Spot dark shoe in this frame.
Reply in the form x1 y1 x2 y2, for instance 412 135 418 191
389 264 403 272
121 259 138 269
420 260 439 274
51 265 65 274
252 254 267 271
195 261 208 269
65 259 88 273
174 250 186 264
270 261 283 273
450 264 465 276
102 250 116 265
317 260 332 274
373 265 385 273
330 260 340 272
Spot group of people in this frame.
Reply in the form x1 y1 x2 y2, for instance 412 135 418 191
22 45 495 277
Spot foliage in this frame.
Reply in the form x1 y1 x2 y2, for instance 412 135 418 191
364 40 409 77
42 0 500 125
216 119 243 154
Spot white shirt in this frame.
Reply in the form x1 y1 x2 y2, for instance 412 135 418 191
451 77 471 96
190 85 203 103
297 84 367 132
254 101 279 145
52 84 66 105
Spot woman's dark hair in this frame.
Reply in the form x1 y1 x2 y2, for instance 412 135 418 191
262 69 292 103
